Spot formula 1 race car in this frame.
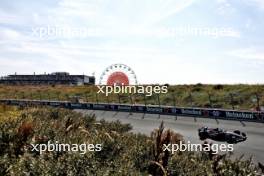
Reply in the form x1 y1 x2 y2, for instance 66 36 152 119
198 127 247 144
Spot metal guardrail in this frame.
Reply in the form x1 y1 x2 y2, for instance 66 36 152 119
0 99 263 123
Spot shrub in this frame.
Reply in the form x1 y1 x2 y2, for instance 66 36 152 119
0 107 262 175
213 84 224 90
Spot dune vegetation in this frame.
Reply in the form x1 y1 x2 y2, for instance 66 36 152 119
0 84 263 110
0 105 262 175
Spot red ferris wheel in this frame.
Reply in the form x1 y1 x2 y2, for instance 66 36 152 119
99 64 138 85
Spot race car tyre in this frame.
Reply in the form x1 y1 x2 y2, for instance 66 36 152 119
199 133 208 140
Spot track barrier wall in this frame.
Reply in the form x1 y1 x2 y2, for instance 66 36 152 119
1 99 263 123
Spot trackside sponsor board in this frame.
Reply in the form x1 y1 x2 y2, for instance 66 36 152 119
1 99 263 122
70 103 84 109
39 101 50 106
146 107 162 113
225 111 255 120
170 108 178 114
8 100 20 105
85 103 92 109
110 105 117 110
9 100 27 106
31 101 44 105
92 104 108 110
49 102 62 107
118 105 132 111
260 113 264 120
209 110 222 117
135 106 146 112
180 108 202 116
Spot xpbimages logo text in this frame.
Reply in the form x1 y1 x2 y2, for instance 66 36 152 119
31 141 102 155
97 84 168 96
163 141 234 155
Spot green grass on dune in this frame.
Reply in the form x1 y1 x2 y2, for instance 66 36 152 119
0 84 263 110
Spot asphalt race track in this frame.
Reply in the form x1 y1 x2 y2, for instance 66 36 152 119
77 110 264 164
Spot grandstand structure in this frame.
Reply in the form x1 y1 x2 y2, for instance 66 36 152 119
0 72 95 85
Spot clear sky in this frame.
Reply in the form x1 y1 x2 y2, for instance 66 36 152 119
0 0 263 84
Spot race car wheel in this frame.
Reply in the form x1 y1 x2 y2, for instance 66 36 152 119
199 133 208 140
227 136 237 144
242 132 246 137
